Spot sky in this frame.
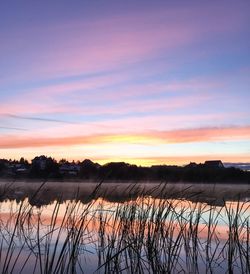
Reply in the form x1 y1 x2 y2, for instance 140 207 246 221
0 0 250 166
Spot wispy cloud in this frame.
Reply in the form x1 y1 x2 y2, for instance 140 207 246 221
0 125 249 149
1 1 247 85
5 114 76 124
0 126 27 131
0 88 212 117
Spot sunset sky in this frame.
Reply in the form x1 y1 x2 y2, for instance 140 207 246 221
0 1 250 165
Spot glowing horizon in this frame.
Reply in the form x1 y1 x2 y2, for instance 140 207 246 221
0 1 250 165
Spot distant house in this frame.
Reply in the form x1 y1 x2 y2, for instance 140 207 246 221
204 160 224 168
59 163 80 176
15 166 29 174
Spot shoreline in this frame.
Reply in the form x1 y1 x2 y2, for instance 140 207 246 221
0 178 249 184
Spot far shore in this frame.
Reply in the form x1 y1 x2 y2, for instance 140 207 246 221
0 178 249 184
0 180 249 206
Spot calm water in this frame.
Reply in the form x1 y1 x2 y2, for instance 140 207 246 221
0 182 249 273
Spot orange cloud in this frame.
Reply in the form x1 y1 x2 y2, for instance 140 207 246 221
0 126 250 149
149 126 250 143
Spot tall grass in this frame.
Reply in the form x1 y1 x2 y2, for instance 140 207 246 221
0 183 249 273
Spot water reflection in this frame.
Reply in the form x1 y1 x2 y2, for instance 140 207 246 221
0 182 249 273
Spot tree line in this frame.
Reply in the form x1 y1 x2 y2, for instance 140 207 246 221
0 156 249 183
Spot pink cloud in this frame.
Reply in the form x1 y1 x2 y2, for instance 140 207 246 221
148 126 250 143
0 83 212 116
2 2 247 85
15 112 237 140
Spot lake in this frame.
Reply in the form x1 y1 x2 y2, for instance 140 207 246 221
0 181 249 273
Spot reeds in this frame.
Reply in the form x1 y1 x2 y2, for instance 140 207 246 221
0 183 249 273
